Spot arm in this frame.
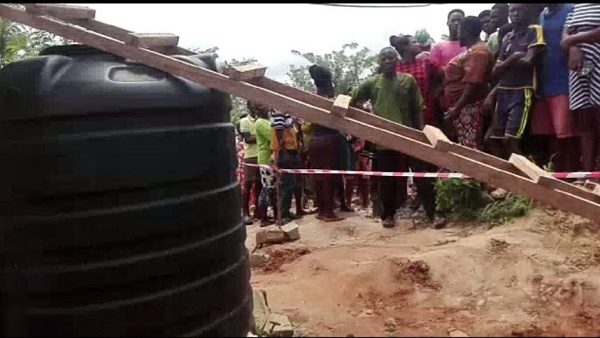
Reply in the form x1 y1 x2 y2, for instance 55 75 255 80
239 119 257 144
483 84 499 111
255 121 272 160
272 129 285 164
452 51 491 112
451 84 479 113
350 77 375 107
562 27 600 48
491 52 526 80
516 25 545 67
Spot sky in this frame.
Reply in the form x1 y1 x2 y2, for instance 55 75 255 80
84 3 492 82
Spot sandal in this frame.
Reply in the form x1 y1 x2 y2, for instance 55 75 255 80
316 214 345 222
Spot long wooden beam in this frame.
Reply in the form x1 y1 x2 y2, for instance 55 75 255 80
0 4 598 224
40 5 525 177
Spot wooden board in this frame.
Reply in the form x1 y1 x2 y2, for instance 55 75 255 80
331 95 351 118
24 3 95 20
49 10 524 178
0 4 599 224
224 64 267 81
509 154 549 183
124 33 179 48
249 77 525 176
423 125 452 151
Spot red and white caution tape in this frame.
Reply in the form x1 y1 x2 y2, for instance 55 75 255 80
244 163 600 180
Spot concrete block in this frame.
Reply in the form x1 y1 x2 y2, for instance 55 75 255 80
252 289 271 334
265 313 294 337
281 222 300 241
256 227 286 245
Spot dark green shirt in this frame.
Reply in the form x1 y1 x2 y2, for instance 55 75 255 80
351 73 424 128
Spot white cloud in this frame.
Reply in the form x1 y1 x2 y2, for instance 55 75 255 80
82 3 492 81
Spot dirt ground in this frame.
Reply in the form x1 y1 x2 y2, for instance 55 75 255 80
247 206 600 337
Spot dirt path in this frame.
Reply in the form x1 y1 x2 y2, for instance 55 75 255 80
247 208 600 337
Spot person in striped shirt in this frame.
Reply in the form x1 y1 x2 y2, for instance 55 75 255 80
271 110 301 224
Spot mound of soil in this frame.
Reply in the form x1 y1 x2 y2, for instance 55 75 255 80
261 247 311 273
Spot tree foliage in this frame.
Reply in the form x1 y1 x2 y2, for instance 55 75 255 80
0 18 70 68
286 42 378 95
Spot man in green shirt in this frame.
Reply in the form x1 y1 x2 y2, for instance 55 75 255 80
253 102 277 226
239 105 260 225
351 47 425 228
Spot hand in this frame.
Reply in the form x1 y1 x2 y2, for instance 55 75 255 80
510 51 527 60
415 51 430 61
568 46 584 71
484 126 494 143
483 93 495 111
444 107 459 122
561 35 575 50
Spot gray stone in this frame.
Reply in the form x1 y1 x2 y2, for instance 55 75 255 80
256 227 286 245
265 313 294 337
252 289 271 334
282 222 300 241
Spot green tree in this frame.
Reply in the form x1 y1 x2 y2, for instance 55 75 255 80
0 18 70 68
286 42 378 95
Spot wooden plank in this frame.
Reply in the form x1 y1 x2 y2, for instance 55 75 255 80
1 4 599 224
124 33 179 48
422 125 452 151
249 77 524 176
50 13 525 178
538 176 600 204
249 77 429 142
64 18 194 56
510 154 600 203
24 4 95 20
331 95 351 118
444 143 523 176
509 154 549 183
224 64 267 81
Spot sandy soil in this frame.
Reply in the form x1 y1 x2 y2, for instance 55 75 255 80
247 207 600 337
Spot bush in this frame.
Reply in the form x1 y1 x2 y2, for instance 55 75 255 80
435 179 531 225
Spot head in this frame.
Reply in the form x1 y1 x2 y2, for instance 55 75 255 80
490 3 509 30
447 9 465 39
389 34 421 59
415 29 435 51
378 47 398 76
508 3 529 26
478 10 495 35
458 16 483 47
308 64 335 98
247 101 269 119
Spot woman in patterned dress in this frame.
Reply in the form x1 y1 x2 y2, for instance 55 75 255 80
561 3 600 172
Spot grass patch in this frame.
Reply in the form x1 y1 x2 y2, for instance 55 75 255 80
435 179 532 226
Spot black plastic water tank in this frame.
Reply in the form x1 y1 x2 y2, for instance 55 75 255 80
0 45 250 336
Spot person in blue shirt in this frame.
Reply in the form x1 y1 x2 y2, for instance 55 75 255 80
530 3 578 172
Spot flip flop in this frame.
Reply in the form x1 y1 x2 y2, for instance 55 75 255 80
316 214 345 222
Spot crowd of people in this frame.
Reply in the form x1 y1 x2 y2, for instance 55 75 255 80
236 3 600 229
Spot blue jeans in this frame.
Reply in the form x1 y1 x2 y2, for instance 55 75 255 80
277 150 299 219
